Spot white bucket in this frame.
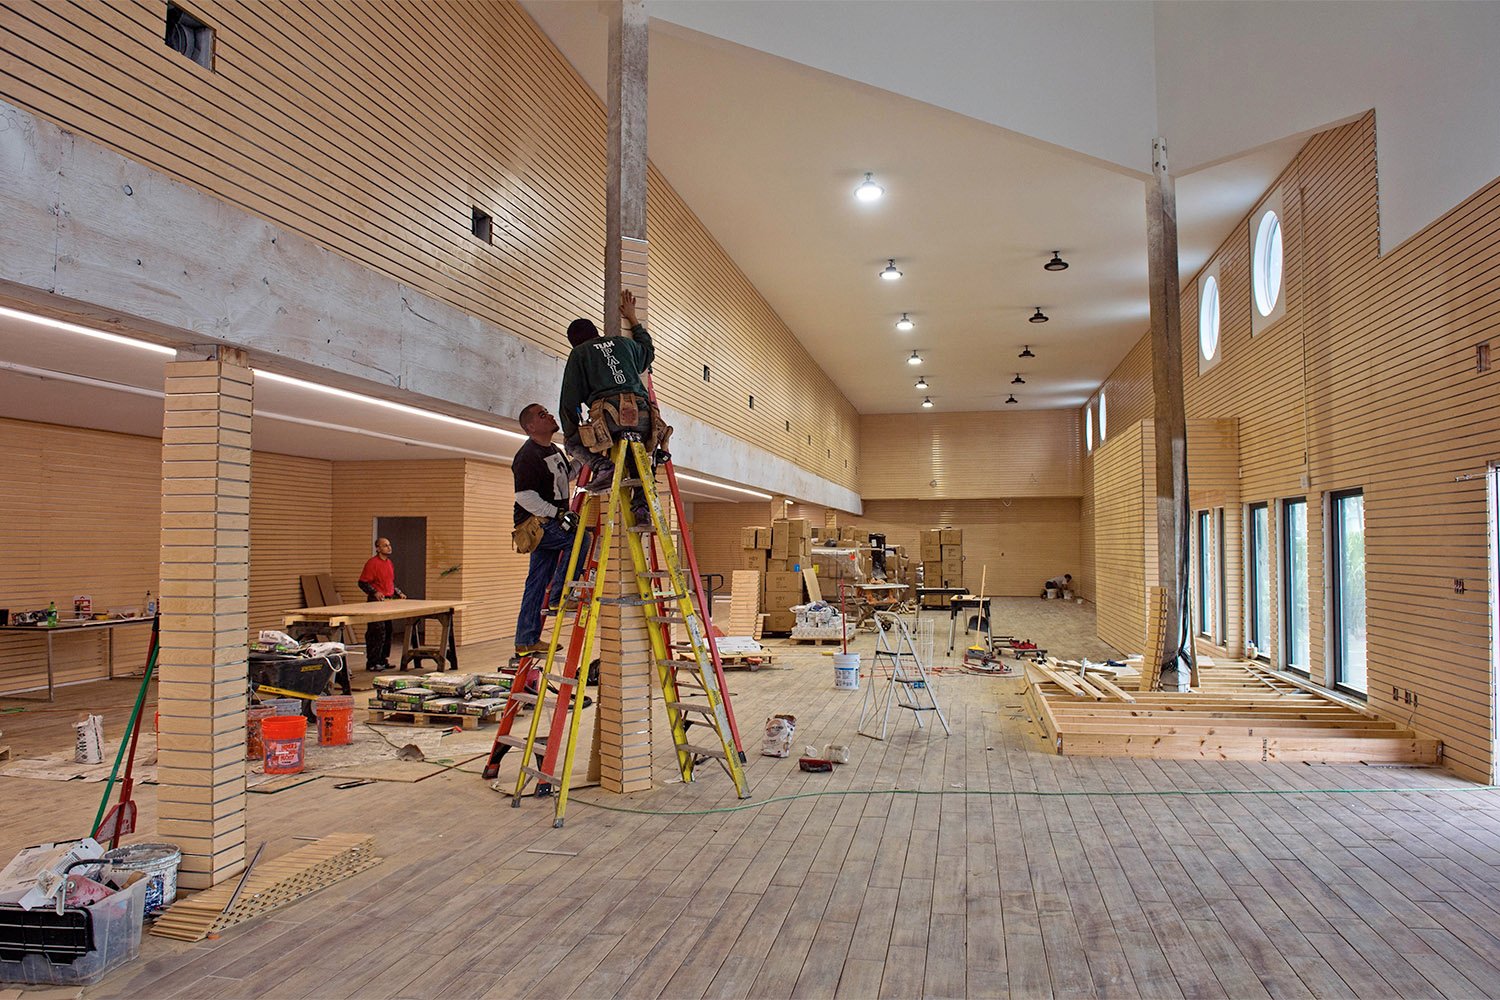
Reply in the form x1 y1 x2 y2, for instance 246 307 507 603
833 652 860 690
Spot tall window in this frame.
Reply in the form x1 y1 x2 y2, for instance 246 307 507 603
1195 510 1219 639
1247 503 1270 658
1098 392 1106 441
1332 490 1367 693
1282 498 1309 672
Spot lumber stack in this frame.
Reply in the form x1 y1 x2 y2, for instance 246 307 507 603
151 833 380 941
1024 660 1441 764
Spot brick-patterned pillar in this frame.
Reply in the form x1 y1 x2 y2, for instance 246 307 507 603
156 352 252 889
596 522 654 793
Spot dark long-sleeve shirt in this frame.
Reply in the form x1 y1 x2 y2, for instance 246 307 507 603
558 323 655 438
512 438 576 525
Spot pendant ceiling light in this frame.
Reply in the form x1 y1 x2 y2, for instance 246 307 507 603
1019 345 1036 359
914 376 928 390
854 172 885 203
921 397 934 408
1044 251 1069 272
1029 307 1049 324
1012 373 1025 385
907 350 922 365
1005 394 1019 404
895 312 914 332
881 259 903 281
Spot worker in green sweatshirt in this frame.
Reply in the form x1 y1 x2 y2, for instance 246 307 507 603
559 290 658 500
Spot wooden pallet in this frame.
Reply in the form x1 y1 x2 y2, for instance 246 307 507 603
785 635 844 645
367 708 492 729
1025 660 1442 764
151 834 380 942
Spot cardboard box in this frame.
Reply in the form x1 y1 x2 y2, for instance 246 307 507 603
840 525 858 542
940 528 963 545
755 527 771 548
741 548 768 574
763 611 797 633
920 540 942 562
941 543 963 558
764 570 804 599
741 527 759 548
770 533 788 560
941 554 963 577
942 573 964 588
786 518 811 539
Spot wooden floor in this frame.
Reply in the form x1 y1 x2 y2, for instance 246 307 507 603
5 608 1500 998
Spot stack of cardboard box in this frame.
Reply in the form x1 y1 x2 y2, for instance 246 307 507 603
740 518 814 632
919 527 965 607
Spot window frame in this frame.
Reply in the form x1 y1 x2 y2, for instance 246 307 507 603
1246 502 1271 661
1281 496 1310 674
1250 188 1288 336
1196 510 1213 637
1330 488 1368 697
1198 260 1224 375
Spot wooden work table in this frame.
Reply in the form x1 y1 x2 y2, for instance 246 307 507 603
284 599 470 672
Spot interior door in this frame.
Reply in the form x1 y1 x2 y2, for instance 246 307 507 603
375 516 427 600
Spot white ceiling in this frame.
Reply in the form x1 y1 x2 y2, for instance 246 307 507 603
0 311 761 504
522 3 1305 415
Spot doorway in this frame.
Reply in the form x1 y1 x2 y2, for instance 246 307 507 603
375 516 427 600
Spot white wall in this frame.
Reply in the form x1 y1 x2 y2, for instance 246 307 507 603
1154 0 1500 252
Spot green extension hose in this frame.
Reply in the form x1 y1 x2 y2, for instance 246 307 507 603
569 783 1500 817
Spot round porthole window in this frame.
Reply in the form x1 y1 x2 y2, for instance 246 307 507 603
1086 407 1093 452
1199 275 1220 360
1253 210 1283 317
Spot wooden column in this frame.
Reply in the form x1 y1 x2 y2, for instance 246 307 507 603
1146 138 1195 692
596 525 654 793
605 0 648 332
156 350 252 888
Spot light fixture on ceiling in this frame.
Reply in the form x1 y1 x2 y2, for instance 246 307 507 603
854 172 884 203
1005 394 1019 404
914 375 928 390
1012 373 1025 385
1029 307 1049 324
1044 251 1069 272
254 370 528 442
907 350 922 365
0 304 178 356
881 259 903 281
1019 345 1036 359
676 472 773 500
895 312 914 332
921 397 934 409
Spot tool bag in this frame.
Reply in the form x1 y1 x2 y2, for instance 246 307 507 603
579 393 673 455
511 514 544 554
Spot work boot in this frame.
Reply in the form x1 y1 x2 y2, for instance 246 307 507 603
585 464 614 492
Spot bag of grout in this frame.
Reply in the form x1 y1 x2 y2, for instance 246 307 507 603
761 714 797 758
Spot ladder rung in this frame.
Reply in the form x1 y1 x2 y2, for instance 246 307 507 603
494 734 530 749
637 571 672 579
508 692 539 705
897 703 938 712
628 525 655 534
664 700 714 716
648 615 686 625
676 742 728 760
523 765 559 783
620 478 645 487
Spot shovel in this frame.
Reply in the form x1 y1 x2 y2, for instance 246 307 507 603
93 616 159 847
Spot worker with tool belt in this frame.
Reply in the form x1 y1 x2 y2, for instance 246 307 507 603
511 402 588 657
559 290 670 499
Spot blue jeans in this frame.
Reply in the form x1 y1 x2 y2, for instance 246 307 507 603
515 519 590 647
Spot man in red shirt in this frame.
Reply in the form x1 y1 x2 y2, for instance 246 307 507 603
358 537 405 672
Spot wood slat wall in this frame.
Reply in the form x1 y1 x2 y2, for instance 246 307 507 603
0 418 332 695
1091 423 1148 654
1089 112 1500 780
0 0 858 488
691 498 1082 599
459 459 531 647
329 460 466 642
859 410 1083 500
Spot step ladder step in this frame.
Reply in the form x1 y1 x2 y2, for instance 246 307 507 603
649 615 687 625
664 700 714 716
522 765 559 784
896 701 937 711
675 742 729 760
494 734 530 749
636 571 672 580
506 692 539 705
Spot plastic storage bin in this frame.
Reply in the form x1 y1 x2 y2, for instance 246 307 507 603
0 877 147 986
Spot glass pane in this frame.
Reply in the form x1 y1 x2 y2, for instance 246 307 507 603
1197 512 1211 634
1337 494 1367 692
1250 506 1270 654
1286 500 1309 669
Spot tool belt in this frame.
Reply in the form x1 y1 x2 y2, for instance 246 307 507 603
511 514 544 554
577 393 672 455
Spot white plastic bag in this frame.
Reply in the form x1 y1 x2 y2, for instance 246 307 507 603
761 714 796 758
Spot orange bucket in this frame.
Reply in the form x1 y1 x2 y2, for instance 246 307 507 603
315 696 355 746
261 715 306 774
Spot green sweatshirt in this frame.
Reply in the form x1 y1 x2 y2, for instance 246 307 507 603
558 323 655 437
